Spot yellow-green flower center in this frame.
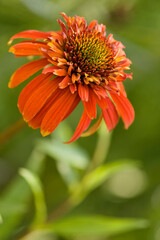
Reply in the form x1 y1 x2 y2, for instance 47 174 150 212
65 32 114 77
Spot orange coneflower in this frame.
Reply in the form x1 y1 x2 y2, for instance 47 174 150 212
8 13 134 143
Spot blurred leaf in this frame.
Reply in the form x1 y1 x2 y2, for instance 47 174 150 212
0 150 45 240
0 214 3 224
56 162 80 190
21 0 60 20
89 121 112 170
19 168 47 227
37 139 89 169
0 202 26 216
20 229 57 240
70 159 139 205
46 215 149 237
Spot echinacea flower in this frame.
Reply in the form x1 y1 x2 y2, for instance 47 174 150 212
8 13 134 143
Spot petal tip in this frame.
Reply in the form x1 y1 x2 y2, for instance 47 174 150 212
41 130 50 137
9 46 15 53
8 82 12 88
7 40 13 46
8 73 15 88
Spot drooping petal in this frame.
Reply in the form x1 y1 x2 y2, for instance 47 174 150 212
102 97 119 131
110 92 134 129
18 73 53 112
66 110 91 144
62 96 80 121
9 42 49 56
95 95 108 109
81 113 103 137
22 76 61 122
41 89 78 136
9 58 49 88
116 82 127 97
8 30 51 44
28 89 62 129
92 85 108 99
83 88 97 119
78 84 89 101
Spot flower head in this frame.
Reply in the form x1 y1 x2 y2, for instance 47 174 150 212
8 13 134 143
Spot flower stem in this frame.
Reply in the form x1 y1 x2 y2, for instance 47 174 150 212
0 118 26 146
47 198 72 222
88 120 112 171
47 122 112 222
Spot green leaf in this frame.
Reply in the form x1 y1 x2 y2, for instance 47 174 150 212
46 215 149 237
20 229 56 240
70 159 138 205
0 214 3 224
19 168 47 227
0 150 45 240
37 139 89 169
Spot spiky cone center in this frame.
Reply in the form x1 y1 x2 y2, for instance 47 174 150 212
45 15 132 94
65 31 114 78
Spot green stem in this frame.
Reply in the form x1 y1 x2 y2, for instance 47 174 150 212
88 120 112 171
47 122 112 222
0 118 26 146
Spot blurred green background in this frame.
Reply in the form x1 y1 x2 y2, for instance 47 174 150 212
0 0 160 239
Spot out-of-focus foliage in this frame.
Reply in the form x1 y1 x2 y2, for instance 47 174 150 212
0 0 160 239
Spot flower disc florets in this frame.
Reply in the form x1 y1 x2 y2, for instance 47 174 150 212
8 12 134 143
65 31 113 77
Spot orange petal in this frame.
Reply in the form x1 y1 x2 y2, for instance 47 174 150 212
72 73 80 83
9 58 49 88
60 12 70 25
47 42 63 53
102 98 119 131
94 94 108 109
9 42 48 56
57 19 67 35
110 92 135 129
59 75 71 89
22 76 61 122
41 89 78 136
42 66 59 74
83 89 97 119
18 73 53 112
62 96 80 121
8 30 51 45
50 32 64 46
69 83 77 94
53 68 67 76
47 49 64 58
92 85 108 99
28 89 61 129
88 20 98 30
116 82 127 97
81 113 103 137
66 110 91 144
78 84 89 101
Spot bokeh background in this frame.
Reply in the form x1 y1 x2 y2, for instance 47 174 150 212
0 0 160 239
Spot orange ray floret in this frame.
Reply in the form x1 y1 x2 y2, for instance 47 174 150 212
9 41 49 56
9 58 49 88
8 13 134 143
18 73 54 112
